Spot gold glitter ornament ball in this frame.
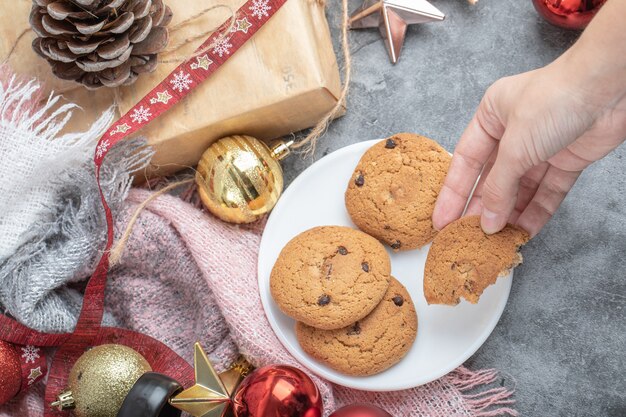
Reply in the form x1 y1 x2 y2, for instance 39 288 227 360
196 135 291 223
52 344 151 417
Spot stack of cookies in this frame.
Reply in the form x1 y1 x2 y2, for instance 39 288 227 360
270 133 530 376
270 226 417 376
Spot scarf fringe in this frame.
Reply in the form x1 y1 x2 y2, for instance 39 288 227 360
449 367 519 416
0 71 88 149
0 65 154 222
0 65 154 332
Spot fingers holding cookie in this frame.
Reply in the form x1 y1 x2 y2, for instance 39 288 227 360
424 215 529 305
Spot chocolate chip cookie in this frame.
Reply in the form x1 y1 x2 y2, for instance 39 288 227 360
424 215 530 305
296 277 417 376
270 226 391 330
345 133 451 251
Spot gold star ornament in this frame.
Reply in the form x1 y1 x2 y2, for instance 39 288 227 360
28 366 43 383
191 55 213 71
349 0 445 64
169 343 252 417
235 18 253 33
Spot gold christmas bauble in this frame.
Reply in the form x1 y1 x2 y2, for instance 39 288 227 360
196 135 292 223
52 344 152 417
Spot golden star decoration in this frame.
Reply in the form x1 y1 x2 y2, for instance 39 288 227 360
349 0 445 64
169 343 234 417
191 55 213 71
109 123 131 136
235 18 252 33
150 90 173 104
28 366 43 384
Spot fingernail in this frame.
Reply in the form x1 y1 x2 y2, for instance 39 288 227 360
432 199 444 231
433 220 442 232
481 209 505 234
432 212 443 231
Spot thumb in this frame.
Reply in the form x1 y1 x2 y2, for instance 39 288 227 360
480 133 530 234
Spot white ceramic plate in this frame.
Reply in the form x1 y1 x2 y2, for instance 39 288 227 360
258 139 512 391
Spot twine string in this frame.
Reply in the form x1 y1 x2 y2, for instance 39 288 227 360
109 4 236 117
108 178 195 265
159 4 237 64
2 28 30 65
292 0 351 155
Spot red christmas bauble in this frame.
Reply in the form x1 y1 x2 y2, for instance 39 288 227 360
0 341 22 405
329 404 393 417
233 365 322 417
532 0 607 30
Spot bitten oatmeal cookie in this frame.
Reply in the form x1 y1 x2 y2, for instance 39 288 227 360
345 133 451 251
424 215 530 305
296 277 417 376
270 226 391 330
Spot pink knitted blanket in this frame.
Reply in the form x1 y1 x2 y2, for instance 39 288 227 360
1 189 517 417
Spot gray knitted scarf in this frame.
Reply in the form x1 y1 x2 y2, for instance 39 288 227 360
0 70 153 333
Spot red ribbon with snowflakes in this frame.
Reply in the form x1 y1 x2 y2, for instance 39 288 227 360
17 345 47 393
0 0 288 412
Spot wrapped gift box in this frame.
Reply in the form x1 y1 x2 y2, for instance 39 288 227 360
1 0 342 176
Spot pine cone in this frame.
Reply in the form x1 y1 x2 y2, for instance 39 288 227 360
30 0 173 89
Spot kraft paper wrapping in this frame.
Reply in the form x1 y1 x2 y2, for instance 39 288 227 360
1 0 341 176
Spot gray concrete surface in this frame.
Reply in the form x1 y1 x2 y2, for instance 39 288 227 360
282 0 626 415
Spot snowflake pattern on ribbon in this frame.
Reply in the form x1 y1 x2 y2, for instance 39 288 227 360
21 346 40 364
170 70 193 93
213 37 233 58
150 90 173 105
96 139 110 159
130 106 152 124
109 123 131 136
250 0 271 19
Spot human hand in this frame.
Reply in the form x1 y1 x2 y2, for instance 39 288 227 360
432 1 626 237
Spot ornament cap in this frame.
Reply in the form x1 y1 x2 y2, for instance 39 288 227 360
219 356 254 396
270 140 294 161
51 390 76 411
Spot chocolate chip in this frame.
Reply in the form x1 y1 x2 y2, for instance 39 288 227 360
383 225 391 230
361 262 369 272
385 138 396 149
317 294 331 306
391 240 402 250
347 322 361 335
355 173 365 187
450 262 457 270
392 295 404 306
337 246 348 255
